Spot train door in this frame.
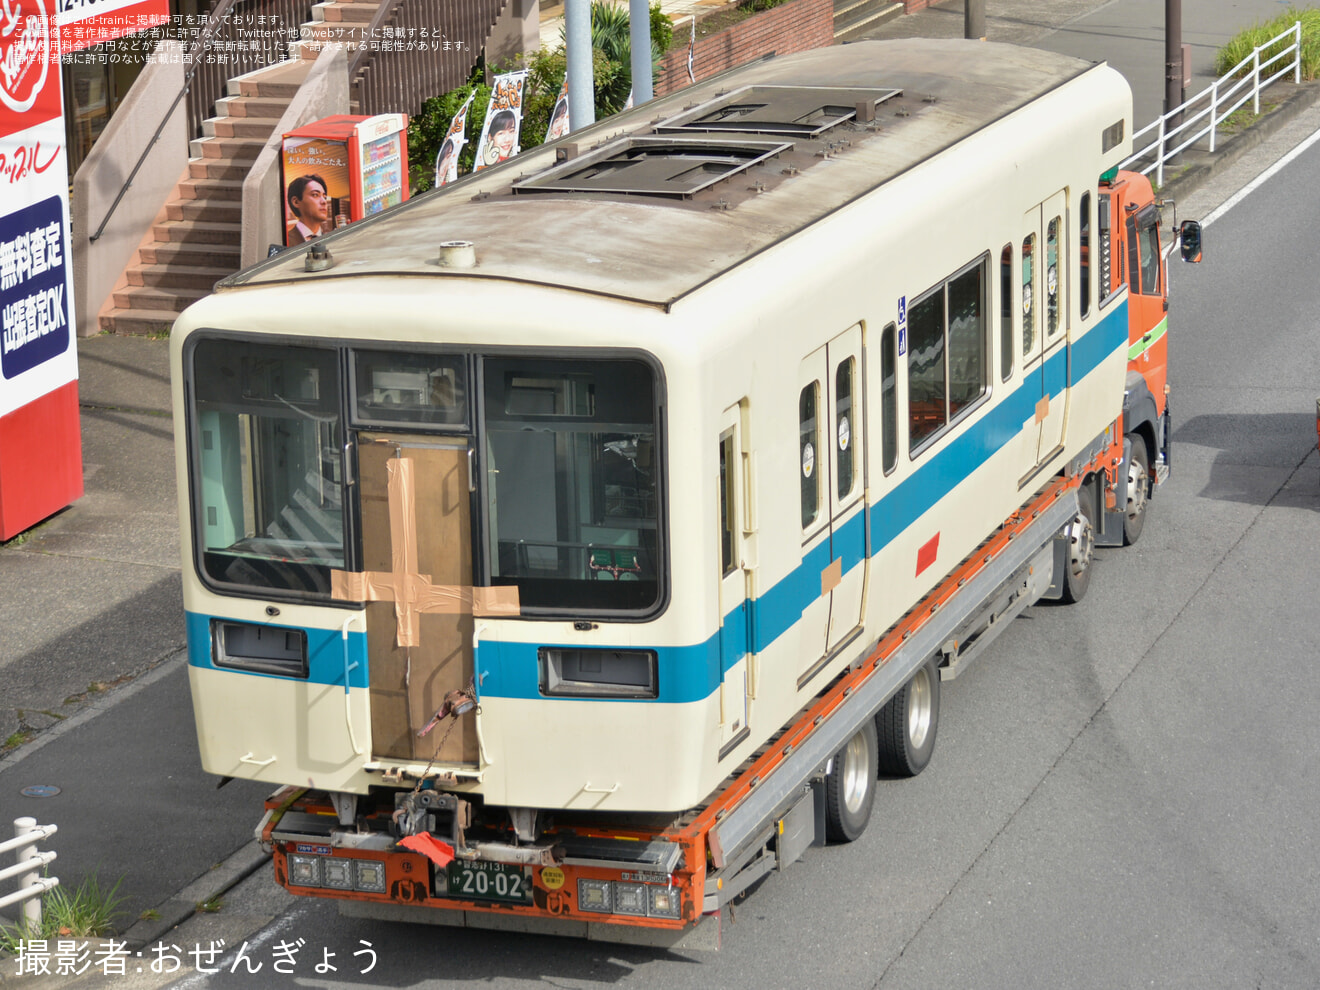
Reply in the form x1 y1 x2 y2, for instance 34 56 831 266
1022 191 1069 466
717 403 752 753
797 326 868 683
358 434 479 766
826 325 866 652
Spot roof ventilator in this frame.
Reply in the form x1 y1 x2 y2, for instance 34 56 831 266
652 85 902 138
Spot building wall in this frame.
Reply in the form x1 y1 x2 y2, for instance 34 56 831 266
654 0 835 98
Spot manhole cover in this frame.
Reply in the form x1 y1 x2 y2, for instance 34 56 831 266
20 785 60 798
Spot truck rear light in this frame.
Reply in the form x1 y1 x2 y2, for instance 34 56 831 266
288 854 321 887
613 883 648 916
323 858 354 890
355 859 386 893
539 648 658 699
287 852 387 894
212 620 308 678
576 878 680 918
578 879 612 913
648 886 680 918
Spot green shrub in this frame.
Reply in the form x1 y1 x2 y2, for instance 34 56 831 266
1215 6 1320 81
0 873 126 955
407 3 674 193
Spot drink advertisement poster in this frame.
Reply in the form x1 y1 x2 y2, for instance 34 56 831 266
0 0 82 539
281 137 350 246
474 71 527 171
544 78 569 143
435 92 474 188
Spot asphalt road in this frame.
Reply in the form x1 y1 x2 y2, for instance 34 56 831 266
113 111 1320 990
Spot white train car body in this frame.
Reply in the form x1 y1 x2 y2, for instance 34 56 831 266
172 40 1133 815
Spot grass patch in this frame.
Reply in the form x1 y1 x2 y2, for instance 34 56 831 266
2 730 33 752
195 897 223 914
0 874 127 955
1216 6 1320 81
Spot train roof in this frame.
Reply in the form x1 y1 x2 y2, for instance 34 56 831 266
225 39 1119 309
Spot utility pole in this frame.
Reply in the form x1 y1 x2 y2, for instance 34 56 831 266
629 0 654 104
965 0 985 41
1165 0 1183 128
565 0 595 132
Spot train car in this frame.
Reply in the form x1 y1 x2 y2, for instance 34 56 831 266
172 39 1142 908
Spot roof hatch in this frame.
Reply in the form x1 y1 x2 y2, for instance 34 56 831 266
653 85 903 138
511 136 793 198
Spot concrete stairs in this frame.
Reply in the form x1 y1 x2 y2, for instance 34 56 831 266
834 0 903 42
100 1 378 336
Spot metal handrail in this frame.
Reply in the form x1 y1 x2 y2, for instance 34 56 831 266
1121 21 1302 185
89 0 243 243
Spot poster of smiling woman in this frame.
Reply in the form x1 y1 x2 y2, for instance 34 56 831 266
435 92 475 188
474 70 528 171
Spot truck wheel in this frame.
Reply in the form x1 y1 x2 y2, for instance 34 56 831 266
1060 482 1095 604
825 720 878 843
876 657 940 777
1123 437 1150 546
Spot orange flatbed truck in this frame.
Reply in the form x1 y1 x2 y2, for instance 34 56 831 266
253 172 1201 951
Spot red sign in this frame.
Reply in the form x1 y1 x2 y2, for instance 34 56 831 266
0 0 60 138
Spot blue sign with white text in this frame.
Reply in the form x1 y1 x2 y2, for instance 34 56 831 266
0 195 70 381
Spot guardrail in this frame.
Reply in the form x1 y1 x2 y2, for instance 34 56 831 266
0 818 59 930
1121 21 1303 185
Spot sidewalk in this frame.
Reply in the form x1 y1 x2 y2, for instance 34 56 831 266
3 0 1318 976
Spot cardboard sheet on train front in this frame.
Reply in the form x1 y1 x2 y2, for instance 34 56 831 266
359 437 477 764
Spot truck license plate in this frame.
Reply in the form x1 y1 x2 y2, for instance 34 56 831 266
445 860 532 904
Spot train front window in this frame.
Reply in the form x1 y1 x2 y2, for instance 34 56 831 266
190 339 345 596
483 358 660 614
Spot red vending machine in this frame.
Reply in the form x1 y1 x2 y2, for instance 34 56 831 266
281 113 409 246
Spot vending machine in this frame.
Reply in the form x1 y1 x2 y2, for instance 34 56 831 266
280 114 409 246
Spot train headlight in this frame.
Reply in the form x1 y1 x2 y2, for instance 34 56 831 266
539 649 658 699
288 855 322 887
355 860 386 893
578 879 612 913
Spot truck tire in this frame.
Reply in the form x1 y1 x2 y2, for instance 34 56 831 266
1060 481 1096 604
825 720 878 843
876 657 940 777
1123 436 1150 546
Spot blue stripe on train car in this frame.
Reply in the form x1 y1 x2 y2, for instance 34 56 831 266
187 302 1130 707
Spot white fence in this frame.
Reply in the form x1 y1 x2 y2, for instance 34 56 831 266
1121 21 1303 185
0 818 59 929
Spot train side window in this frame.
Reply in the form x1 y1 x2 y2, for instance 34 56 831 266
799 383 821 529
908 286 946 449
1045 215 1062 339
909 255 988 455
719 430 736 577
948 261 986 416
1021 233 1036 357
880 324 897 474
1079 192 1091 318
835 357 855 500
1000 243 1013 381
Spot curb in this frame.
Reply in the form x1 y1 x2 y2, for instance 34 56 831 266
118 842 270 952
1160 79 1320 204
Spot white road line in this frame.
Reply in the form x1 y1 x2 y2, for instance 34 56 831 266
1202 121 1320 228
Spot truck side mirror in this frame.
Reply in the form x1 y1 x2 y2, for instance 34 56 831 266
1178 220 1202 263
